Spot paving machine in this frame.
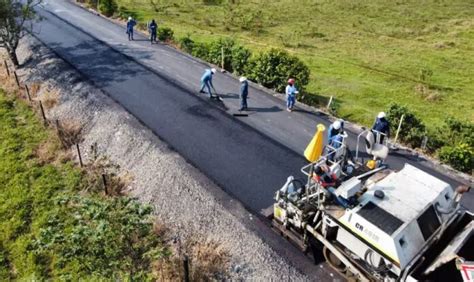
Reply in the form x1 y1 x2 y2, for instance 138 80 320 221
271 128 473 281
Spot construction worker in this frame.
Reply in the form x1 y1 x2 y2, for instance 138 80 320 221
313 165 338 188
285 78 299 112
126 17 137 41
149 19 158 44
327 120 342 146
313 166 350 208
199 68 217 98
239 77 248 111
372 112 390 144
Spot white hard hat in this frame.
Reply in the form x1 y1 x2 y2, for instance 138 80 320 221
332 120 341 130
239 77 247 82
211 68 217 74
128 17 132 21
378 112 386 119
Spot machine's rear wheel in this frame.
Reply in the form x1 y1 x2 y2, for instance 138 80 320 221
323 246 347 273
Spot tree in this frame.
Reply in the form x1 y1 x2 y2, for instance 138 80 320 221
0 0 42 67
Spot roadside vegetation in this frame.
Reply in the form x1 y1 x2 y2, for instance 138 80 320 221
0 78 230 279
0 90 167 279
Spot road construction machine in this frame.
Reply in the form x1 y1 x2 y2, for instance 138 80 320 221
271 127 473 281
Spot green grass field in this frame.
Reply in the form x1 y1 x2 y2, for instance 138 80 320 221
116 0 473 128
0 91 164 279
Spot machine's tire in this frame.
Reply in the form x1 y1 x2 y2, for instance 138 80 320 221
323 246 347 273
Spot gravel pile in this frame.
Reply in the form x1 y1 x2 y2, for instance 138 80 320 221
14 36 307 280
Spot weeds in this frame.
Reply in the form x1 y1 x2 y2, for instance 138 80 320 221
56 119 83 149
41 89 59 109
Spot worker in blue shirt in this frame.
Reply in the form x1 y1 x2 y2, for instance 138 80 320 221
372 112 390 143
327 120 343 146
126 17 136 41
285 78 299 112
199 68 216 98
239 77 249 111
149 19 158 44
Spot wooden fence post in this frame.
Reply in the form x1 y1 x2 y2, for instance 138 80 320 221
76 143 84 167
38 100 47 124
183 255 190 282
55 119 61 136
421 136 428 151
392 114 405 147
102 174 108 195
326 96 333 109
25 84 32 101
4 60 10 77
13 71 20 87
221 46 225 71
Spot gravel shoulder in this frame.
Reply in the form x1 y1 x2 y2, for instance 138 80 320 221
12 36 314 280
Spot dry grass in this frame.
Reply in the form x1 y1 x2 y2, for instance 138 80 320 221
151 235 230 281
29 83 41 98
84 145 133 196
34 138 72 165
187 239 230 281
56 119 83 149
414 84 442 102
103 172 133 196
41 89 59 109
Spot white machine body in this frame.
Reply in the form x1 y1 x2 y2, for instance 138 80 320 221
336 164 454 269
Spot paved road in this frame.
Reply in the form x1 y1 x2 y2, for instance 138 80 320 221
31 0 472 279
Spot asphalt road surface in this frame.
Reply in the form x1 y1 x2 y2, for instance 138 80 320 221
31 0 472 279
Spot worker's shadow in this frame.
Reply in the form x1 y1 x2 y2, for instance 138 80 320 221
247 106 282 113
219 93 239 99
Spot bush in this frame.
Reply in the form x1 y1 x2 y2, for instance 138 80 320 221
426 118 474 153
191 42 210 61
158 27 174 42
205 38 251 74
98 0 118 17
207 38 235 71
444 117 474 147
246 49 310 93
231 44 252 75
182 37 251 74
178 35 195 53
386 103 426 148
438 143 473 173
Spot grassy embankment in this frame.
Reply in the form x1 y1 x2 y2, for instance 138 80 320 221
0 89 166 280
116 0 473 128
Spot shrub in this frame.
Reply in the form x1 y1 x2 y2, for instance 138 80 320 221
444 117 474 147
158 27 174 42
386 103 426 148
426 118 474 153
246 49 310 93
207 38 235 71
438 143 473 173
231 44 252 75
178 35 195 53
98 0 118 17
197 38 251 74
426 128 446 153
191 42 210 61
